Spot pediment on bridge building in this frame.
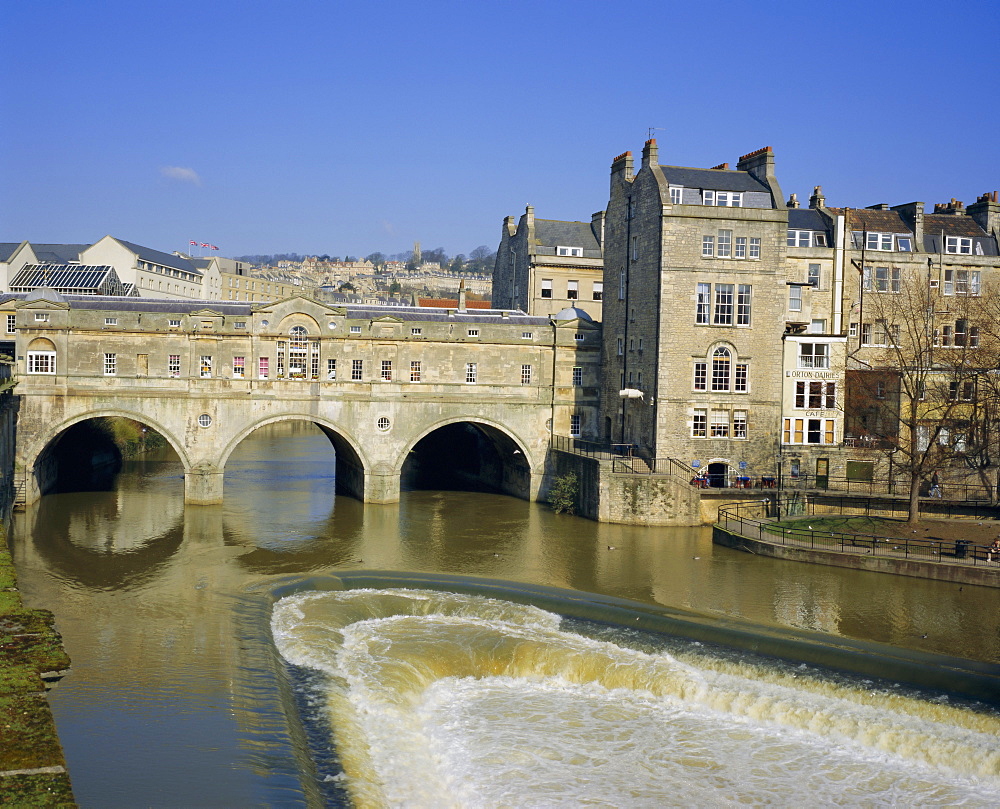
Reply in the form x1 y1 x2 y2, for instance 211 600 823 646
189 308 226 318
370 314 405 324
253 295 343 318
15 296 70 311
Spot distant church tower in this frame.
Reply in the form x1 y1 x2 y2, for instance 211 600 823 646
413 241 422 266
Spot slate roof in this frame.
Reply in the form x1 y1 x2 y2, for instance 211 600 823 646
0 243 24 262
114 238 201 274
534 220 602 252
30 243 90 263
787 209 828 230
659 166 770 193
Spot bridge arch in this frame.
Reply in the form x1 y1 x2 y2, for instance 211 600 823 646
19 409 191 502
397 416 534 499
219 414 370 501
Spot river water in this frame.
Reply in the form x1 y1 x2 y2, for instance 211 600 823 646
11 422 1000 807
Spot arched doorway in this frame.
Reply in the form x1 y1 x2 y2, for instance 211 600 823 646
402 421 531 498
707 461 731 489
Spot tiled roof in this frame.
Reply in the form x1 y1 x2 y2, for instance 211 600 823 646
659 166 770 193
832 209 912 233
923 214 987 238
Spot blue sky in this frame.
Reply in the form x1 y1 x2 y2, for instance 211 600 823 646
3 0 998 259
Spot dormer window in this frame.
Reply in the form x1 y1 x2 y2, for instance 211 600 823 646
703 190 742 207
865 232 895 251
787 230 827 248
556 246 583 257
896 237 911 252
669 186 684 204
946 236 973 255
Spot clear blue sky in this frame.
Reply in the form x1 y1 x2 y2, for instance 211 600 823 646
3 0 998 260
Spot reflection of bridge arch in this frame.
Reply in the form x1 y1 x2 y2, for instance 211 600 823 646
219 414 369 500
399 416 533 498
23 409 191 501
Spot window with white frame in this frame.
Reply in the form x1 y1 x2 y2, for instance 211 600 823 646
169 319 180 328
234 321 246 330
410 361 421 382
787 230 813 247
572 366 583 386
702 236 715 257
808 264 821 287
168 354 180 377
737 285 751 325
717 230 732 258
863 266 900 293
896 237 911 251
233 356 245 378
350 325 362 334
692 409 707 437
327 359 336 379
710 410 729 437
6 314 15 334
465 362 477 384
783 418 835 444
789 285 803 312
795 381 836 409
258 357 269 379
733 410 748 439
381 360 392 381
411 327 422 336
27 351 56 374
810 319 826 334
592 281 603 301
948 269 981 296
865 232 895 251
696 283 711 323
703 190 742 206
798 343 829 368
521 331 533 339
570 413 582 437
946 236 972 254
713 284 734 325
557 246 583 257
467 328 479 338
749 237 761 259
669 186 683 204
711 347 731 391
200 355 212 378
102 353 116 375
34 313 49 322
734 236 746 259
105 317 118 326
617 337 624 356
351 359 363 381
693 362 707 391
734 363 748 392
566 280 578 300
619 270 626 300
521 364 532 385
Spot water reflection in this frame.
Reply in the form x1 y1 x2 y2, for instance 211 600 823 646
10 422 1000 807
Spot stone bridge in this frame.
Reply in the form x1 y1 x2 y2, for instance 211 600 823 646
7 291 602 505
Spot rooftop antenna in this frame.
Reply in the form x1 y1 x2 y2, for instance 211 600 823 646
646 127 666 140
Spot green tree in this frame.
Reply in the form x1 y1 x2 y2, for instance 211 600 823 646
548 472 579 515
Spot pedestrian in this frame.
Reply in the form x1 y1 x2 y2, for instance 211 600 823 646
930 472 942 498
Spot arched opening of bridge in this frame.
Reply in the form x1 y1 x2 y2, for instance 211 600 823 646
33 417 177 497
223 420 368 504
402 422 531 498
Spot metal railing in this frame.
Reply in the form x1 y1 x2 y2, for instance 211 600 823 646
550 435 631 460
717 498 1000 568
782 473 995 503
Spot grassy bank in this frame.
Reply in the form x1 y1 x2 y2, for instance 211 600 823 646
0 525 75 807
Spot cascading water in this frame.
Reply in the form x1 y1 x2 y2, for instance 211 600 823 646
272 588 1000 808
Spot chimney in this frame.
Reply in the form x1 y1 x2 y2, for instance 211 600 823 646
787 193 800 209
809 186 826 209
504 215 517 237
890 201 925 250
968 192 1000 239
524 204 535 227
458 279 467 312
611 150 634 181
933 198 965 215
866 203 890 211
591 210 606 248
641 138 659 169
736 146 782 207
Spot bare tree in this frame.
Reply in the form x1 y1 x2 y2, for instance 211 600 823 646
845 270 995 522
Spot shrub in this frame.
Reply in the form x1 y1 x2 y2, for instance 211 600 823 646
549 472 578 515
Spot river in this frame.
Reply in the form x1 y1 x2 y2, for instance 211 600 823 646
11 422 1000 807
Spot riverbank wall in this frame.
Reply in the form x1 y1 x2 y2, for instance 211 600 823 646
712 524 1000 589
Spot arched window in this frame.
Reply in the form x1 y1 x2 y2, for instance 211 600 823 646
711 347 731 391
289 325 308 350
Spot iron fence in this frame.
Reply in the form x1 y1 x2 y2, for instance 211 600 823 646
782 473 995 503
717 498 1000 569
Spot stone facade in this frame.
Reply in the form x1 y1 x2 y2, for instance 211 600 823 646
8 291 601 506
600 141 790 486
492 205 605 319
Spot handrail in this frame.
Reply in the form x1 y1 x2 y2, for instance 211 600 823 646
717 498 1000 568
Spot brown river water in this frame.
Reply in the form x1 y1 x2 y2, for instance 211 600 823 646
11 422 1000 807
